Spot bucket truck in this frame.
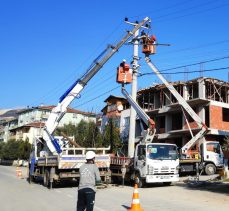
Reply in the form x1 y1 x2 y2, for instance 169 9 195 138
28 17 151 188
141 34 224 175
110 61 179 187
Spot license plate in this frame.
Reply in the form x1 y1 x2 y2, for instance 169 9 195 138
160 176 170 179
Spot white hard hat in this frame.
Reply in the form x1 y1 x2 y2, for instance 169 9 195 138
86 151 96 160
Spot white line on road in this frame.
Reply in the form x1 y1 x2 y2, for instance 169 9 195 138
55 189 61 193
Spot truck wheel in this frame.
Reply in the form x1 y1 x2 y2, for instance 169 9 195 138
43 170 50 188
135 173 145 188
205 163 216 175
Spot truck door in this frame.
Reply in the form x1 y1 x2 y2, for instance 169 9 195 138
135 145 146 175
204 142 224 166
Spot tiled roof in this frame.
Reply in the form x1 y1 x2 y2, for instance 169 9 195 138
17 105 95 116
103 95 126 102
24 122 45 128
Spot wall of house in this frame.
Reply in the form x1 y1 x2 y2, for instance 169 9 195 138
18 110 38 126
120 109 130 141
105 100 123 118
209 105 229 130
59 113 96 127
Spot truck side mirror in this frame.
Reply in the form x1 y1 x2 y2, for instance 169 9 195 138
139 155 146 160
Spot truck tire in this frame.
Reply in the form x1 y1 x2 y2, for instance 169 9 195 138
135 172 145 188
43 170 50 188
205 163 216 175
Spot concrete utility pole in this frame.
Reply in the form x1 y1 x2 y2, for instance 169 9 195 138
125 18 150 157
124 19 140 157
128 29 139 157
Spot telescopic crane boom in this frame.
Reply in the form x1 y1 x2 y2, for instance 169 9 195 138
116 61 156 143
42 17 151 155
141 34 208 155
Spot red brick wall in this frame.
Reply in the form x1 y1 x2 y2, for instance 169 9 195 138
209 105 229 130
183 121 199 129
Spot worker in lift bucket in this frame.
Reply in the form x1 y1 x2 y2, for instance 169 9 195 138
77 151 101 211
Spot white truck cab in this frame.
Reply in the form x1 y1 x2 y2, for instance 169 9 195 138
200 141 224 175
134 143 179 187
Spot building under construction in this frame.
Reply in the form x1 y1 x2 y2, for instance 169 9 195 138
137 77 229 153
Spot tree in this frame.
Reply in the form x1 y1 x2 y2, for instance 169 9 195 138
0 141 6 159
103 118 122 153
55 119 122 152
19 138 31 160
0 139 31 160
222 136 229 152
2 139 20 160
56 121 100 147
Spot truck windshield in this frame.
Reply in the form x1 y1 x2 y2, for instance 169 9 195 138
206 142 222 154
147 144 178 160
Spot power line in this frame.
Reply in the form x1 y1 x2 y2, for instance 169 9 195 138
152 0 216 21
79 53 229 100
140 55 229 75
32 2 229 108
72 65 229 109
161 40 229 56
155 2 229 23
73 85 120 108
140 66 229 76
129 0 191 19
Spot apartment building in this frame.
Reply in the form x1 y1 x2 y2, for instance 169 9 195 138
101 95 129 134
136 77 229 151
0 105 96 143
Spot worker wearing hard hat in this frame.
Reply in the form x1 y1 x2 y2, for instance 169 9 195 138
77 151 101 211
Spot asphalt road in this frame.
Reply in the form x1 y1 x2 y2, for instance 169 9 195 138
0 165 229 211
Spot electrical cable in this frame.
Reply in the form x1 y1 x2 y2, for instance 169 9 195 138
72 65 229 109
33 2 228 109
80 54 229 100
141 55 229 75
73 85 120 108
140 66 229 76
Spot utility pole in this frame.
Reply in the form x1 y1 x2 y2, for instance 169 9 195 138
125 19 141 157
125 18 150 157
128 29 139 157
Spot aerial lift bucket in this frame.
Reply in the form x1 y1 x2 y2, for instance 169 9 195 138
116 61 132 84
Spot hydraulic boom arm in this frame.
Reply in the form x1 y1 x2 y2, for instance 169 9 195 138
43 17 151 154
121 86 156 143
144 56 208 154
121 87 155 130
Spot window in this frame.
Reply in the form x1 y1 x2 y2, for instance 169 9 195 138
147 144 178 160
137 145 146 160
123 117 130 127
171 113 182 130
223 108 229 122
107 104 117 112
206 142 221 154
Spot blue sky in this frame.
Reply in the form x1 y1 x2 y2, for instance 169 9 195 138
1 0 229 113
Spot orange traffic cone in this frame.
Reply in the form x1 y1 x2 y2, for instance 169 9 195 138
128 184 144 211
17 168 22 178
16 167 22 178
16 167 19 177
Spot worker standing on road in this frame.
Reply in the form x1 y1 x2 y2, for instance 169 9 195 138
77 151 101 211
